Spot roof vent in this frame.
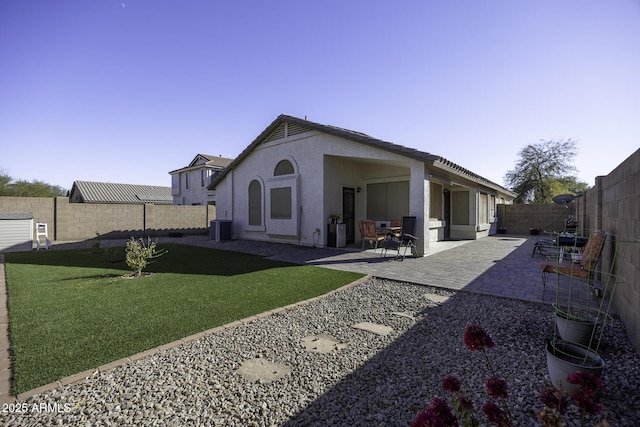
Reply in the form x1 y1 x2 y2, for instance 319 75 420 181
265 123 286 142
286 123 307 137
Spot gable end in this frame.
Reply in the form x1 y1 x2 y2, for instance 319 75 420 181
286 122 307 136
265 123 286 142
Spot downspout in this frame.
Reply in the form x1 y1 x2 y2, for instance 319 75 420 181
298 205 302 246
229 169 234 221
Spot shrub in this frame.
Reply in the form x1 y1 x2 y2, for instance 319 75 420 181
125 236 167 277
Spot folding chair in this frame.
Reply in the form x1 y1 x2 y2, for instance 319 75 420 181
381 216 418 260
359 220 385 250
540 230 607 298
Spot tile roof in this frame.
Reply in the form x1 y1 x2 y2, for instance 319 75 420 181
169 154 234 174
209 114 517 197
197 154 234 167
70 181 173 204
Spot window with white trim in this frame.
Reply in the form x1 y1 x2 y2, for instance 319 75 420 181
249 180 262 226
270 159 295 220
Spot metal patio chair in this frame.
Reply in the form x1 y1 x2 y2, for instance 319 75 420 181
532 215 581 257
381 216 418 260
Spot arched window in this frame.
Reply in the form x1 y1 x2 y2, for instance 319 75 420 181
274 159 294 176
248 179 262 226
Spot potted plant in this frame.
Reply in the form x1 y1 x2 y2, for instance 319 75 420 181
329 212 341 224
553 304 603 346
546 236 631 391
545 340 604 394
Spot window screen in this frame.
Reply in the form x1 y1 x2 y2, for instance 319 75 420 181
452 191 469 225
249 180 262 225
274 160 294 176
270 187 292 219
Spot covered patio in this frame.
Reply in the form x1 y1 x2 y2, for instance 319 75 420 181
322 153 501 256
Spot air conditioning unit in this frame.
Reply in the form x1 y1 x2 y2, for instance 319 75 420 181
210 220 232 242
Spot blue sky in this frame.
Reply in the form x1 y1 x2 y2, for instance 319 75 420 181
1 0 639 191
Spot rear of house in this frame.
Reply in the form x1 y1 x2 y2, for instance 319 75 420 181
210 115 516 255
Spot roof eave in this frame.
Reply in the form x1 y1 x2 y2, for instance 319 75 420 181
432 158 517 197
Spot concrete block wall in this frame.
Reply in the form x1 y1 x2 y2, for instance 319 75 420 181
145 204 211 234
0 197 215 242
576 148 640 353
497 203 572 235
56 197 144 240
0 197 56 239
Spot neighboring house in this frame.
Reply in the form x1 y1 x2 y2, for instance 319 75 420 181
209 114 517 256
169 154 234 205
69 181 173 204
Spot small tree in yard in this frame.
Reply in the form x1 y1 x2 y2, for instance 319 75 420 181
125 237 167 277
504 139 589 204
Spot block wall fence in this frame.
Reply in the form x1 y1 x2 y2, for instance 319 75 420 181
497 149 640 353
575 148 640 354
496 203 572 235
0 197 215 241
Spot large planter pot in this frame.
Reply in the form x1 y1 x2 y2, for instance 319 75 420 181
555 310 597 347
546 340 605 394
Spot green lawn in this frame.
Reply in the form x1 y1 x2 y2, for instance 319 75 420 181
4 244 364 394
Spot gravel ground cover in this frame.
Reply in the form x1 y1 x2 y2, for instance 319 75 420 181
5 276 639 426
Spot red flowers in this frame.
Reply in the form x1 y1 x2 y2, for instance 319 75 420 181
442 375 461 393
486 376 508 399
482 402 510 427
539 387 569 414
537 371 604 424
413 397 458 427
463 324 495 351
566 371 602 392
567 372 603 415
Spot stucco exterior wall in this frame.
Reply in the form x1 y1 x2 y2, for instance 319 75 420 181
171 169 211 206
213 123 517 252
215 130 429 248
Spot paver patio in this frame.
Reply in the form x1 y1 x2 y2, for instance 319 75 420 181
268 235 594 307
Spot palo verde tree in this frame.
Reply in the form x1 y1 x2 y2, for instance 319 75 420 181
504 139 589 204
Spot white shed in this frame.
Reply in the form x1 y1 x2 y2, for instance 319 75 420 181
0 213 34 253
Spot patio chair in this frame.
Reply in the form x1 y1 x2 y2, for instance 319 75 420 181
359 220 385 250
532 216 581 257
381 216 418 260
390 219 402 238
540 230 607 298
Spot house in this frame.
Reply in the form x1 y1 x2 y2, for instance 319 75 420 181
209 115 516 256
69 181 173 204
169 154 234 205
